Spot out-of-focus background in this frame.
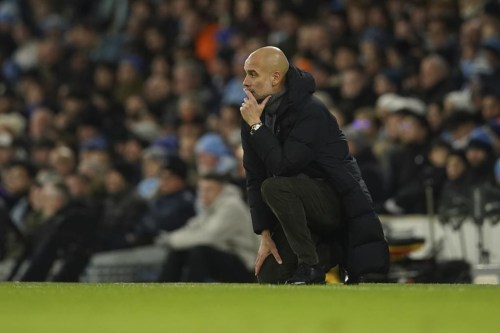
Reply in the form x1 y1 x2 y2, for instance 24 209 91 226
1 0 500 284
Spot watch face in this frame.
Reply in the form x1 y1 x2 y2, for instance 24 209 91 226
250 123 262 135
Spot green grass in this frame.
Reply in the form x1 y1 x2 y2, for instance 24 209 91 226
0 283 499 333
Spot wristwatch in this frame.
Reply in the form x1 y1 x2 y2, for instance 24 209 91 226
250 122 263 135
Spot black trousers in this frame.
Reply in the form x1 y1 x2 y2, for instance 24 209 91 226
258 176 343 284
158 245 255 283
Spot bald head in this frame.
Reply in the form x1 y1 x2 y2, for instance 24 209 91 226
249 47 289 75
243 46 289 101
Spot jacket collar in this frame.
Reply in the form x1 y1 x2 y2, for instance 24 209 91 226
275 65 316 117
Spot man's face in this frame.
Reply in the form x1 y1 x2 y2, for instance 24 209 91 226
39 183 65 218
157 169 180 195
419 59 444 90
341 70 365 98
399 115 425 144
196 152 218 175
446 155 466 180
198 179 223 208
105 170 127 194
482 96 500 120
466 147 487 167
243 55 274 102
3 166 32 195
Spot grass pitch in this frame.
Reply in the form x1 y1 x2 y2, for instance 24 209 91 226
0 283 499 333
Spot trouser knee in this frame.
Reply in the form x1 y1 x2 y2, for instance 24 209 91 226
261 177 290 205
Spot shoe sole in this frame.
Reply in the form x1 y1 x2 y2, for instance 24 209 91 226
285 280 326 285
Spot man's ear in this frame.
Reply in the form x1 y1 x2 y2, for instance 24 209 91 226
272 71 281 86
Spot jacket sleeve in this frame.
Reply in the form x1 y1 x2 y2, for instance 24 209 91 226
241 122 278 234
247 105 324 176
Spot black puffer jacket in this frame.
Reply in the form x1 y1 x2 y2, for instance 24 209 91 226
241 65 389 278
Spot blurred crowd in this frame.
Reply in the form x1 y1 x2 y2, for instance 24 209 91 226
1 0 500 281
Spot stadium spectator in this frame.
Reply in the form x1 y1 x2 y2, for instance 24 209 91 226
136 146 167 201
140 154 195 236
121 134 152 174
96 162 148 252
382 106 433 214
465 130 496 186
344 124 385 206
417 54 458 104
156 173 257 282
123 95 162 142
0 160 37 228
479 86 500 121
0 160 40 261
336 66 377 123
0 131 18 170
438 149 471 221
18 181 98 282
65 173 92 200
442 109 478 149
28 107 56 142
194 132 237 176
217 103 243 148
487 116 500 154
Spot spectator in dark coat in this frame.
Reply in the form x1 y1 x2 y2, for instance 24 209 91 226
344 125 385 206
0 160 37 230
465 131 496 187
0 200 16 261
140 155 195 235
417 54 460 104
438 149 472 227
335 66 377 123
19 181 98 282
96 162 148 251
382 107 432 214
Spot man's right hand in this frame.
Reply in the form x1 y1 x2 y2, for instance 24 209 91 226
254 230 282 276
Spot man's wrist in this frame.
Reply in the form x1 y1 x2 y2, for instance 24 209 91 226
260 229 271 238
250 122 263 135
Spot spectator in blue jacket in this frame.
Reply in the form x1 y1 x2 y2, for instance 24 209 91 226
140 155 196 236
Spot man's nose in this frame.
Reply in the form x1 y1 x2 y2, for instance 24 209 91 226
242 76 250 87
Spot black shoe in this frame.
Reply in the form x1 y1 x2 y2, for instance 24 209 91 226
285 263 326 285
344 275 366 285
345 272 389 284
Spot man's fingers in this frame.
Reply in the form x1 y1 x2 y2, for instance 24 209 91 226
260 95 271 108
254 234 282 276
254 255 264 276
243 88 256 102
271 247 283 265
